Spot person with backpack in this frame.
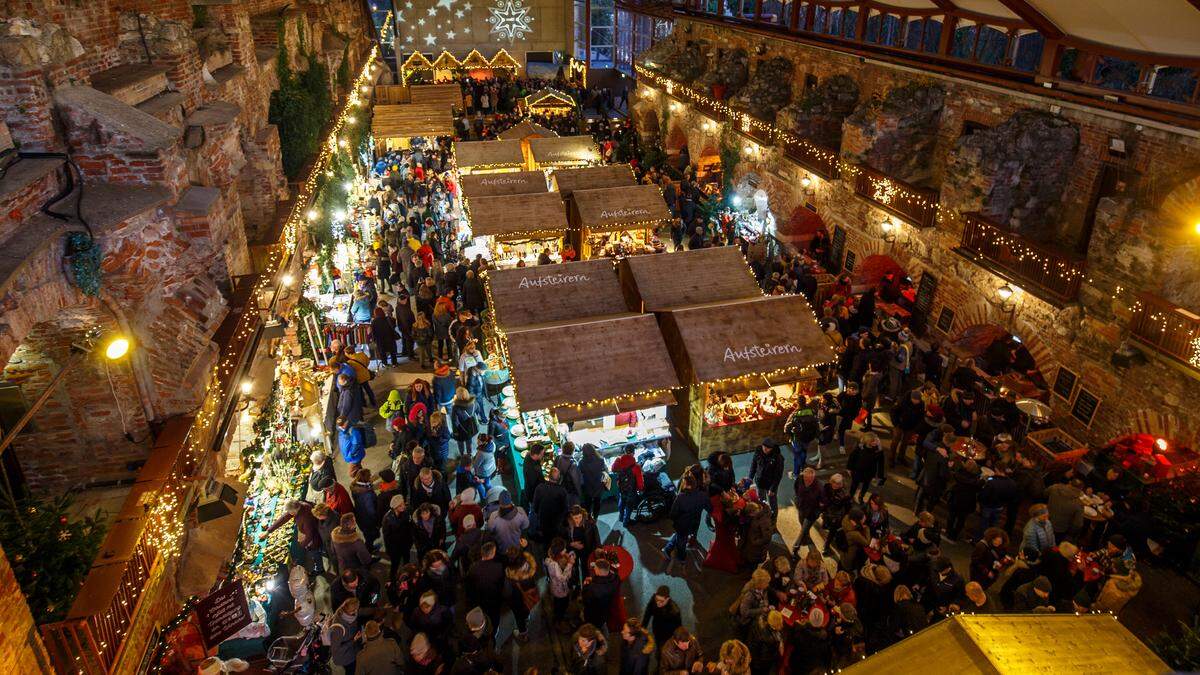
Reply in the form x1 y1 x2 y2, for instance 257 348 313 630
611 445 645 526
785 396 820 475
337 417 366 474
555 441 585 507
450 387 479 458
324 598 361 674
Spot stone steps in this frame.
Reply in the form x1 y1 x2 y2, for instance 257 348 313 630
0 157 68 242
136 90 187 127
90 63 172 107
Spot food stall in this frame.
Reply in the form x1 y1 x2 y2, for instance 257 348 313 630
408 83 463 111
498 120 558 142
453 139 526 175
523 87 578 116
570 184 672 259
504 314 681 502
488 48 522 76
459 170 549 199
462 192 570 267
658 295 836 458
399 52 434 85
431 50 461 80
371 103 454 153
461 49 493 78
527 135 601 170
551 163 636 202
617 246 762 313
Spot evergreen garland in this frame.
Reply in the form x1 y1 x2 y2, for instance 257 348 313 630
293 295 326 363
718 123 742 195
0 492 107 623
268 23 333 179
65 232 102 297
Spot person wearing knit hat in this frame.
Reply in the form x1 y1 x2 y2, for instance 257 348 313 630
355 619 406 673
1013 575 1054 611
457 606 502 671
408 632 442 670
408 590 453 654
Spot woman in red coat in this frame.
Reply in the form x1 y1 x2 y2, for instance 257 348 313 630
703 490 744 573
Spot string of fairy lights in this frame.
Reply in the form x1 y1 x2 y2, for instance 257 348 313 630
59 47 383 675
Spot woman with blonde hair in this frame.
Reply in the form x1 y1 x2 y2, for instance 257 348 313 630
713 639 751 675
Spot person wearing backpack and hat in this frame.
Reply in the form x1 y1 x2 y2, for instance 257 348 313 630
450 387 480 458
612 445 645 526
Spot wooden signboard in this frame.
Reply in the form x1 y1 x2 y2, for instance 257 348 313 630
936 306 955 333
1070 388 1100 428
912 272 938 334
830 225 846 272
195 579 252 648
1052 366 1078 402
843 250 857 273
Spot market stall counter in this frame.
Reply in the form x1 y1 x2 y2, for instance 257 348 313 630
570 184 672 259
459 170 549 199
503 314 681 503
527 134 601 171
659 295 836 458
462 192 570 267
453 139 525 175
618 246 762 313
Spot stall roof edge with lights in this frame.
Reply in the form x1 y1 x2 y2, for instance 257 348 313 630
497 120 559 142
371 103 455 151
527 134 601 170
463 192 570 267
453 139 526 174
569 184 672 259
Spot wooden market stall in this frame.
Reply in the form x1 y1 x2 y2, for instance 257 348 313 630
485 258 632 330
373 83 410 104
409 83 463 110
528 135 601 170
459 170 549 199
488 48 522 76
503 314 681 502
453 139 525 175
618 246 762 313
371 103 454 153
399 52 433 84
461 49 492 78
552 163 636 202
570 184 672 259
463 192 569 267
659 294 835 458
523 87 578 116
431 50 461 80
497 120 558 142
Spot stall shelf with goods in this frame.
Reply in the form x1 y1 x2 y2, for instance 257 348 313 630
658 294 835 458
503 314 681 503
617 246 762 313
569 184 672 259
453 139 526 175
459 170 550 199
462 191 570 267
371 103 455 153
527 135 601 171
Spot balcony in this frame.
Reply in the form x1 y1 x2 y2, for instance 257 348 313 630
957 212 1085 305
777 130 840 180
728 109 774 147
853 163 939 229
1130 292 1200 371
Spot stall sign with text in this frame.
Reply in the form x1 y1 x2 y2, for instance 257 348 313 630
195 580 252 648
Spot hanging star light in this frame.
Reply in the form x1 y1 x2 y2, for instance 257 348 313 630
436 0 455 10
427 6 437 16
446 29 457 39
488 0 533 43
424 33 437 45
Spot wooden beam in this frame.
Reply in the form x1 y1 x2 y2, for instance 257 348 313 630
995 0 1063 39
927 0 958 11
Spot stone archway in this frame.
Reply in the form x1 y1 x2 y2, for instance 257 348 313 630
947 315 1055 384
665 118 689 155
1156 171 1200 310
852 252 905 289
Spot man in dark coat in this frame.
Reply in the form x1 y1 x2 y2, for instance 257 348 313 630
792 468 825 553
381 494 414 570
531 468 570 542
661 476 709 567
461 270 487 315
582 559 621 629
393 292 416 358
888 390 925 467
749 439 785 516
521 444 547 509
466 542 508 630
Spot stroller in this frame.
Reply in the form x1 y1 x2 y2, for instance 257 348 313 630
265 614 329 674
632 468 677 523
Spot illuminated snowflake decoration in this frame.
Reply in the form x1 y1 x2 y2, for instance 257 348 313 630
488 0 533 43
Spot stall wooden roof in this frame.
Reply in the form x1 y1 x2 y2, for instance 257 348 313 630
372 103 454 140
489 48 521 70
526 87 577 110
497 120 558 141
571 184 672 232
485 258 631 329
619 247 762 312
464 192 568 238
552 164 636 200
661 294 835 387
529 135 601 167
844 614 1169 675
431 50 461 70
506 314 680 412
460 170 549 198
409 83 463 109
453 139 525 170
462 49 491 69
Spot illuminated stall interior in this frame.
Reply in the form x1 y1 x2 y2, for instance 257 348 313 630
527 134 601 170
461 49 494 79
569 184 672 259
462 192 570 267
658 294 836 458
431 50 461 81
398 51 434 84
370 103 455 153
453 139 526 175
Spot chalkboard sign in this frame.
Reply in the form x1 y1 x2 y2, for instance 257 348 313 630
911 272 938 334
936 306 955 333
1052 366 1078 402
1070 388 1100 428
843 250 857 273
830 225 846 272
196 579 251 647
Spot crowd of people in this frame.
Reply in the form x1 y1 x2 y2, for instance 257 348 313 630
270 73 1152 674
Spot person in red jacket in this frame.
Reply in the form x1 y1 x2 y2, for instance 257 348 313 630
262 499 324 574
318 475 354 516
611 445 644 526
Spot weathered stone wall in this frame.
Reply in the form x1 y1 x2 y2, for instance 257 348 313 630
639 18 1200 449
0 546 50 673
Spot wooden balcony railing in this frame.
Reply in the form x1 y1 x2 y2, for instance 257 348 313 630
777 131 840 180
958 212 1085 305
853 163 939 228
1129 292 1200 370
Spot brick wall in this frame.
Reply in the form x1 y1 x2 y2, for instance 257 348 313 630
641 18 1200 448
0 545 52 674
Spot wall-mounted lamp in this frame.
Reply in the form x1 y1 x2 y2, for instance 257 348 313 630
1194 220 1200 236
880 218 896 243
997 283 1017 312
800 175 813 192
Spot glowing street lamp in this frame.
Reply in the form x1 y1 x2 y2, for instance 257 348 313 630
104 337 131 360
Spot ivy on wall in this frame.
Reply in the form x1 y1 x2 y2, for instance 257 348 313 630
268 18 334 179
718 122 741 196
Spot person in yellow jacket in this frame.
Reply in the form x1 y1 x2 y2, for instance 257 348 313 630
329 339 377 407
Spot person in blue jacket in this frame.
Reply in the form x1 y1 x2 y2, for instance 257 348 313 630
338 416 366 471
